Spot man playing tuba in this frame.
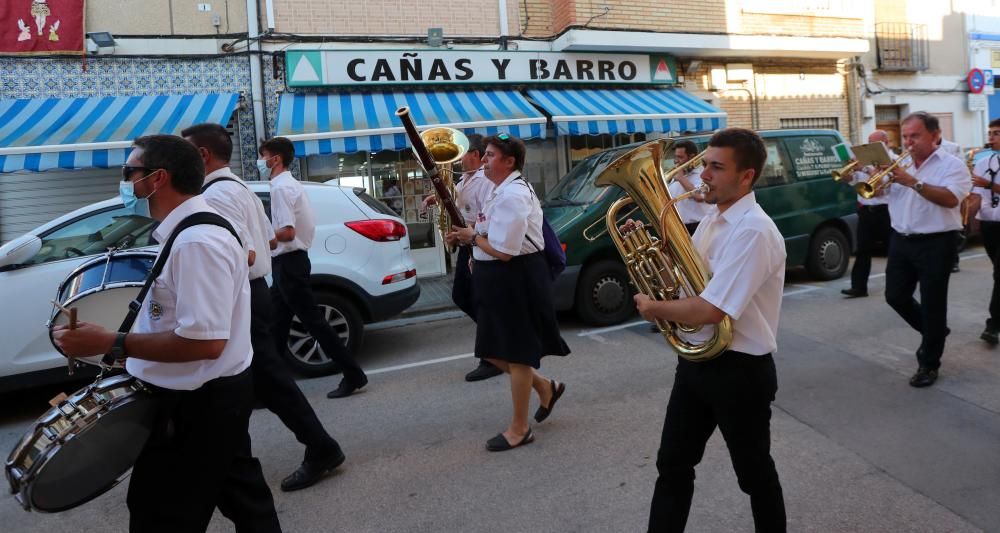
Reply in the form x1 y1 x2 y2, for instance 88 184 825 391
637 128 787 532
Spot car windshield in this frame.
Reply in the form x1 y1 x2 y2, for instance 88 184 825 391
543 156 606 207
26 208 157 265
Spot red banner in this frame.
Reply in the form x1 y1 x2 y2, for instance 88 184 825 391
0 0 85 55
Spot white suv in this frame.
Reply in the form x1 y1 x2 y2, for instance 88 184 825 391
0 182 418 391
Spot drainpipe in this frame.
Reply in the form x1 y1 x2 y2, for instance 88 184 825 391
247 0 267 147
265 0 275 31
498 0 509 49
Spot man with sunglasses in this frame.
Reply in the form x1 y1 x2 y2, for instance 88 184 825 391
970 118 1000 345
53 135 281 532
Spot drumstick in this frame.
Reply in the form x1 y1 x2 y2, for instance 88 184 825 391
50 300 77 375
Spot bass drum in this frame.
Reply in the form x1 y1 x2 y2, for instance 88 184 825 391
48 250 156 367
5 373 156 512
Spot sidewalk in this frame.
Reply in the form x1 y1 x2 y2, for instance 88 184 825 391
399 274 457 317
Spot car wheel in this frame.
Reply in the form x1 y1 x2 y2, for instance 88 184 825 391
806 226 849 281
575 259 634 326
284 291 363 377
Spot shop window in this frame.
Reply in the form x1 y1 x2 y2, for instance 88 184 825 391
569 134 614 167
369 150 438 250
304 152 368 184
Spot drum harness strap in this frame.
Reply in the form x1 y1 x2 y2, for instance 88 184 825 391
99 212 241 367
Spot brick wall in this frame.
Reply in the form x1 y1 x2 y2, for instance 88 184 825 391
271 0 512 36
512 0 861 38
689 61 850 138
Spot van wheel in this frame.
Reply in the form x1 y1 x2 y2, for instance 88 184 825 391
575 259 634 326
283 290 364 377
806 226 849 281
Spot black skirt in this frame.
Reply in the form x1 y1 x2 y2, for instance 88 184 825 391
472 252 570 368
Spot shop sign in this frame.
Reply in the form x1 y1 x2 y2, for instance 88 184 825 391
286 50 678 87
787 136 842 179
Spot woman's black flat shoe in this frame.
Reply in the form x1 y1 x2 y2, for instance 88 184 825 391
534 380 566 423
485 429 534 451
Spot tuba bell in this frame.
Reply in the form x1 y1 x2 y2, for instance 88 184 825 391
416 127 469 243
594 139 732 362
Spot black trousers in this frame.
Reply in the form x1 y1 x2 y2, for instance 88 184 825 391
271 250 366 386
251 277 340 464
850 204 891 292
885 230 955 369
684 222 699 236
649 352 785 533
452 245 476 321
127 369 281 533
981 221 1000 327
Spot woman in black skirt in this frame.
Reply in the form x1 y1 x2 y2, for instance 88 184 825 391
449 133 571 452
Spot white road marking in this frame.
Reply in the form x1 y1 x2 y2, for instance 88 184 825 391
367 352 474 375
578 320 647 337
783 284 820 297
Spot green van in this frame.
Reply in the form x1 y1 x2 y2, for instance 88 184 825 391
544 129 858 326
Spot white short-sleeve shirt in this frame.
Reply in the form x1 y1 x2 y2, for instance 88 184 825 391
667 167 712 224
973 152 1000 222
126 196 253 390
202 167 276 280
886 148 971 234
269 171 315 256
472 171 544 262
677 192 786 356
455 167 495 226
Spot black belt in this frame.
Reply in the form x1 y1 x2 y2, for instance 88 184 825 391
895 230 955 241
144 367 251 396
859 204 888 210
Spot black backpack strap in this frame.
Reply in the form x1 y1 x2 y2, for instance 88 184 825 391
103 212 240 365
201 176 247 193
514 176 544 253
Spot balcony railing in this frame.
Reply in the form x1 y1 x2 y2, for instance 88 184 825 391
875 23 929 72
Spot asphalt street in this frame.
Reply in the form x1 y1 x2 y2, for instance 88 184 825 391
2 246 999 533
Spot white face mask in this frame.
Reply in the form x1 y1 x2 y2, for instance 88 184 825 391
119 171 157 218
257 155 277 180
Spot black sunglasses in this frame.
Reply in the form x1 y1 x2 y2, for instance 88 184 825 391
121 165 157 181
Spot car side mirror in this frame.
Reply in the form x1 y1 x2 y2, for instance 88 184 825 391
0 235 42 271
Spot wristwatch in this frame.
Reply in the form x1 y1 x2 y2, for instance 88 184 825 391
913 181 925 193
469 234 478 247
109 332 128 362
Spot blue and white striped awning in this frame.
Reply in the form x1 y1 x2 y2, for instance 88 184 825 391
526 88 726 136
276 90 547 156
0 93 240 173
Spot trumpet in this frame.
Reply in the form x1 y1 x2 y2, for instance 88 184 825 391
855 151 911 200
831 161 859 182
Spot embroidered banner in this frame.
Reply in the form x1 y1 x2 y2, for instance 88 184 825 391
0 0 85 55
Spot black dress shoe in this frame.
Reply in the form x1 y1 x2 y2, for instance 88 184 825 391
465 362 503 382
280 449 346 492
840 288 868 298
327 376 367 399
649 324 660 334
981 322 999 346
534 380 566 423
485 429 534 452
909 367 938 388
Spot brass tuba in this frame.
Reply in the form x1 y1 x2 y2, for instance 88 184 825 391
595 139 732 362
416 127 469 243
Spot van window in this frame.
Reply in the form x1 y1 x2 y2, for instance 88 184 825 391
755 139 791 189
784 135 843 181
544 154 607 207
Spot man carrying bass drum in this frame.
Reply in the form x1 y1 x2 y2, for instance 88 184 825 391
53 135 281 533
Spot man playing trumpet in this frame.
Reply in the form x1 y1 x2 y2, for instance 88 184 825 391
840 130 894 299
881 112 971 387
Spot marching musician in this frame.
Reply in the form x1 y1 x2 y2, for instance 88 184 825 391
423 133 503 382
969 118 1000 345
841 130 893 299
448 133 570 451
882 112 971 387
184 124 346 491
258 137 369 399
52 135 281 532
635 129 787 532
667 140 711 235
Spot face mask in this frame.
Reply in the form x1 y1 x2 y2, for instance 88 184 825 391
119 172 156 218
257 158 272 180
